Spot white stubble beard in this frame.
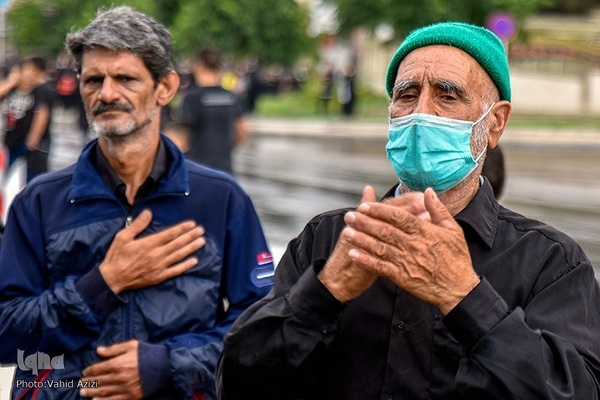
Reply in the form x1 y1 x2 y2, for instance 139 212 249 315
89 108 156 143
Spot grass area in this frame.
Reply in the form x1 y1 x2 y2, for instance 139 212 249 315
254 77 389 121
254 84 600 129
256 89 389 121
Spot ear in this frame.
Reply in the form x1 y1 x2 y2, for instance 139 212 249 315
487 100 511 149
156 70 180 107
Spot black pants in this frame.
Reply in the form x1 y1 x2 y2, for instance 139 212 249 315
26 148 49 182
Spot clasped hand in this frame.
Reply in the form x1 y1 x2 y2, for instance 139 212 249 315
319 187 479 314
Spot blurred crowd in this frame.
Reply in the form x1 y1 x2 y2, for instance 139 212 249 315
0 51 309 217
316 61 357 117
0 52 354 169
0 56 89 181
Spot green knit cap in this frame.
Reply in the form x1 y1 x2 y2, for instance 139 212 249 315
385 22 511 101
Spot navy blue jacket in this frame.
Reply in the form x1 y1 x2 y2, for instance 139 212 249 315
0 136 274 399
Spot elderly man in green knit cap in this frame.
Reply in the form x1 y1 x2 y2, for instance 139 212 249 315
217 22 600 399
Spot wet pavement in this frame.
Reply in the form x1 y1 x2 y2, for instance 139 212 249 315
235 121 600 278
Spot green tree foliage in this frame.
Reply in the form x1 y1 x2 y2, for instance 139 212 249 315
330 0 556 40
6 0 313 68
7 0 157 57
170 0 313 66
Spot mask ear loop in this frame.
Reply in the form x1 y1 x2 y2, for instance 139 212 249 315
472 102 496 162
473 101 496 125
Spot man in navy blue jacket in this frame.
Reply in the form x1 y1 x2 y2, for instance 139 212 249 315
0 6 273 400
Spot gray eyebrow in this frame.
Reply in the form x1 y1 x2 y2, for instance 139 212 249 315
391 78 470 102
391 79 417 95
437 79 465 95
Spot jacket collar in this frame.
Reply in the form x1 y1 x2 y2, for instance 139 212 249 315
68 134 190 202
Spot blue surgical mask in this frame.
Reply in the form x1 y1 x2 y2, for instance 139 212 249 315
386 104 494 193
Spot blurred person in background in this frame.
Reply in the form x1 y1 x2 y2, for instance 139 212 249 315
218 22 600 399
47 67 90 171
317 61 334 114
0 56 52 183
0 6 273 400
338 64 356 118
177 47 248 175
0 62 20 99
0 62 21 164
163 120 191 154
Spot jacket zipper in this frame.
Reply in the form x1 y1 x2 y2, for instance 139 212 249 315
123 207 135 339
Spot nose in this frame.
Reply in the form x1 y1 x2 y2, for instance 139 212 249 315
412 88 435 115
97 77 120 104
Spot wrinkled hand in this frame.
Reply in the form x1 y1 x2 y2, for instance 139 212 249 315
80 340 142 400
318 186 429 303
342 188 480 314
317 186 378 302
100 209 205 294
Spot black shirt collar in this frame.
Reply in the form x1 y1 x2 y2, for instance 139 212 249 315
454 177 499 249
94 139 168 205
383 177 498 249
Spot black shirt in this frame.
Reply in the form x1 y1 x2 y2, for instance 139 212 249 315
218 179 600 399
94 140 168 205
180 86 243 173
2 84 52 151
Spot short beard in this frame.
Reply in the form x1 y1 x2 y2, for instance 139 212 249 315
470 115 490 166
90 107 155 142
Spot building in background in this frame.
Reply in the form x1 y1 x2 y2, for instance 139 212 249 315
318 5 600 117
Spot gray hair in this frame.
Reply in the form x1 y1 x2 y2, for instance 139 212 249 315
65 6 176 83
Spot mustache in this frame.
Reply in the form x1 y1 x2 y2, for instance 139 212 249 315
92 102 133 116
